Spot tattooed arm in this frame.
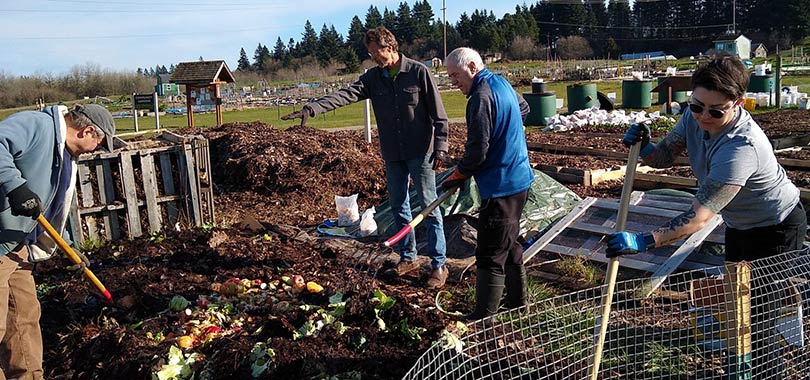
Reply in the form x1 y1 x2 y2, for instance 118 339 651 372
649 177 741 248
641 132 687 169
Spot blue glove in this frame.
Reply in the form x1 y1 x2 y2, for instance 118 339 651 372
622 123 653 157
605 232 655 258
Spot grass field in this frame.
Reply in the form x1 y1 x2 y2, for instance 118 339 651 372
3 75 809 135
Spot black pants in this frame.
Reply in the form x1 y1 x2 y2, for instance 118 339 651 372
724 201 807 379
475 190 529 275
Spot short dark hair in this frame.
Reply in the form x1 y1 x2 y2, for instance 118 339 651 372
691 53 749 100
364 27 398 52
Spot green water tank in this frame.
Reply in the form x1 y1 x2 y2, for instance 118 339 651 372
748 74 775 93
566 83 598 112
656 77 688 104
523 92 557 126
622 79 653 109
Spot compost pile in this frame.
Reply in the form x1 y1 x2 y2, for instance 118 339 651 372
35 122 480 380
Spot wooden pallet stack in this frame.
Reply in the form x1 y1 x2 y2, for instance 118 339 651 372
69 131 214 243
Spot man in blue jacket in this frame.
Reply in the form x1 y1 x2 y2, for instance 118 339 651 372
442 47 534 320
0 103 115 379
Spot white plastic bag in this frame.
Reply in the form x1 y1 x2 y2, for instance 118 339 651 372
359 207 378 237
335 194 360 226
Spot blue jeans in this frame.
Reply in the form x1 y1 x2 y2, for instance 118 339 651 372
385 155 447 269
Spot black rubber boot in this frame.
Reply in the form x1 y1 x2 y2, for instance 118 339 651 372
504 264 528 309
464 269 505 321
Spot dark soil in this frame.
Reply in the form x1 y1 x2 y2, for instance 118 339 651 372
34 108 810 380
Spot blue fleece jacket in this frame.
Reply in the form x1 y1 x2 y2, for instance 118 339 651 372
457 68 534 199
0 106 69 256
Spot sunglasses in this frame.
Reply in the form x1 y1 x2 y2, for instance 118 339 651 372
687 100 736 119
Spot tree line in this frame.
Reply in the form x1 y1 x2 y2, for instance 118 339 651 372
233 0 809 76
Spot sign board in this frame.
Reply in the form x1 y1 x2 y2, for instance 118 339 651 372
189 85 217 106
161 83 180 96
134 94 155 110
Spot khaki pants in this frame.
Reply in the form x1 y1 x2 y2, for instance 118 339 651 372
0 246 43 380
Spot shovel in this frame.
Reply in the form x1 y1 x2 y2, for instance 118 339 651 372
589 141 642 380
36 215 113 303
383 185 460 248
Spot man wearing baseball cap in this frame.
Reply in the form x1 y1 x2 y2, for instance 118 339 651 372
0 102 116 379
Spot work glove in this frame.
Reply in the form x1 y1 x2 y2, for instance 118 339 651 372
7 184 42 219
605 231 655 258
429 150 451 171
65 248 90 273
280 105 313 127
441 168 469 191
622 123 654 157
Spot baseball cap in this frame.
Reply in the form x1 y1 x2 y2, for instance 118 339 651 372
76 104 116 151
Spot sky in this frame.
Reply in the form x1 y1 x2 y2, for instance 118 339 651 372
0 0 522 76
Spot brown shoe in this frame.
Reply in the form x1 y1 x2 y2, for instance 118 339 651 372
384 260 421 277
426 266 448 289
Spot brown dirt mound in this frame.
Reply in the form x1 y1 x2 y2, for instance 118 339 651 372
204 122 388 225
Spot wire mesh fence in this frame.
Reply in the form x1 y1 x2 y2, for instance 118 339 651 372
403 246 810 380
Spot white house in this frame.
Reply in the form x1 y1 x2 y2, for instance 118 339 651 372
713 34 751 59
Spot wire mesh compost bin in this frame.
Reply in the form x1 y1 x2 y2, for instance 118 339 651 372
69 131 214 243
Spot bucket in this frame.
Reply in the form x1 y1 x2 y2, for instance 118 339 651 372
523 92 557 126
656 77 688 104
566 83 598 112
622 80 653 109
748 74 774 93
531 78 546 94
799 97 810 110
743 98 756 112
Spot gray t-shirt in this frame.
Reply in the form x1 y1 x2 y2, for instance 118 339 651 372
674 106 799 229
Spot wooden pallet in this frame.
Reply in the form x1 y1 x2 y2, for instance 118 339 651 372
70 131 214 243
635 172 810 203
523 191 726 274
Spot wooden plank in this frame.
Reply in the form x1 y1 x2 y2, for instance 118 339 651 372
640 214 725 297
77 164 98 240
635 198 694 212
777 157 810 169
77 195 185 214
181 142 202 225
140 154 162 233
68 189 83 246
119 152 143 238
524 197 598 264
635 172 698 188
526 142 691 165
193 138 215 223
771 133 810 151
593 198 687 218
99 159 121 240
159 153 179 225
635 192 695 204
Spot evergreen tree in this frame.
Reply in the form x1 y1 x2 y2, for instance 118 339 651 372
317 24 343 66
383 7 397 31
300 20 319 57
341 47 361 72
273 37 287 60
347 15 368 61
365 5 383 29
237 47 251 71
169 64 176 73
396 2 415 43
253 43 270 71
412 0 435 38
606 0 632 49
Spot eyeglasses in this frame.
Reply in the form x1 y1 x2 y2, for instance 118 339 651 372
687 100 736 119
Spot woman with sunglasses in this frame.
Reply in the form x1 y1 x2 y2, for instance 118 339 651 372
607 54 806 379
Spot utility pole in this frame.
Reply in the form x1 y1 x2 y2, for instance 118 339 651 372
732 0 736 34
442 0 447 61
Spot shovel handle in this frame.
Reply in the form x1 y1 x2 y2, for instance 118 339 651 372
36 215 113 303
383 186 459 248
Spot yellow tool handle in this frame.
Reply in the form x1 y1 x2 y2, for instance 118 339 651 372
36 215 112 303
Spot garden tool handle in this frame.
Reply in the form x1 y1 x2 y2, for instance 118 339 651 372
36 215 113 303
383 186 459 248
590 141 641 380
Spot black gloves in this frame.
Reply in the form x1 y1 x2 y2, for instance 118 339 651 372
7 184 42 219
65 248 90 272
280 105 314 127
429 150 450 171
